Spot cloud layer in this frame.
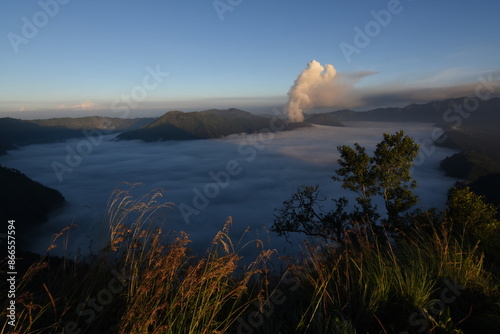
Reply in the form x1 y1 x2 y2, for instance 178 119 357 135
0 123 459 260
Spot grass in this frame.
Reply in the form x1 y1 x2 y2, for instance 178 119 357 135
1 188 500 333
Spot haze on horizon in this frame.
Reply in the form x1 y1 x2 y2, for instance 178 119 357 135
1 0 500 119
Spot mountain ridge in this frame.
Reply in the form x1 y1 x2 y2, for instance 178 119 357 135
31 116 156 130
117 108 311 142
305 97 500 126
2 97 499 152
0 116 156 155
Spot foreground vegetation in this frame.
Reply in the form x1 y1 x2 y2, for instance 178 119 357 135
2 131 500 333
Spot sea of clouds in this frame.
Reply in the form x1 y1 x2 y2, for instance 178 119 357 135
0 122 459 262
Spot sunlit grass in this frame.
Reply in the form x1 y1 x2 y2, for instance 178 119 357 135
1 187 499 333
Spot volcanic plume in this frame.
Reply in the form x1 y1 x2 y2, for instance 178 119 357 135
284 60 367 122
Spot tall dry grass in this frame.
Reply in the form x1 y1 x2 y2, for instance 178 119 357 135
2 186 499 333
1 185 273 334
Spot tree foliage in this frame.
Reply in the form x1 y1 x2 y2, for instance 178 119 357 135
272 130 420 243
372 131 419 225
272 185 350 242
447 186 499 238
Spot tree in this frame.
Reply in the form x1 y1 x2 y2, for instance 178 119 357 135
372 131 419 226
447 186 499 238
272 130 420 243
446 186 500 261
333 143 379 226
272 185 351 242
334 130 419 229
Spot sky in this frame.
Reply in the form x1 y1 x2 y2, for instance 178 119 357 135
1 0 500 118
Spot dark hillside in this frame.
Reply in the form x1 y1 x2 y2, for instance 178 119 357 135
0 165 65 249
0 117 82 155
118 108 288 142
31 116 156 130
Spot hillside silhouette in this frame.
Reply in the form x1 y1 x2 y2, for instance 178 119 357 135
117 108 308 141
0 165 65 249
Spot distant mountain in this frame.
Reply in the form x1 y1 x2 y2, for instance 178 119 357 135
0 165 65 249
440 149 500 181
0 117 83 155
31 116 156 130
433 98 500 182
117 108 307 142
0 116 156 156
305 97 500 125
303 113 345 127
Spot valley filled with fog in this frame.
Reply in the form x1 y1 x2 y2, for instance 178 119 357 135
0 122 459 259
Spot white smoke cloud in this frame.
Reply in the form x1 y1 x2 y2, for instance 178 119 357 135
285 60 335 122
284 62 500 120
285 60 373 122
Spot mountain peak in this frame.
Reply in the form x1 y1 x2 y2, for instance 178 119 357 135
119 108 273 142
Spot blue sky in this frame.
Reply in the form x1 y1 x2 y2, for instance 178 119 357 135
1 0 499 118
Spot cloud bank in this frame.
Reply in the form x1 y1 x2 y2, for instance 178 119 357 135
0 123 459 260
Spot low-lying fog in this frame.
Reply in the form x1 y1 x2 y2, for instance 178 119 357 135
1 122 459 261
